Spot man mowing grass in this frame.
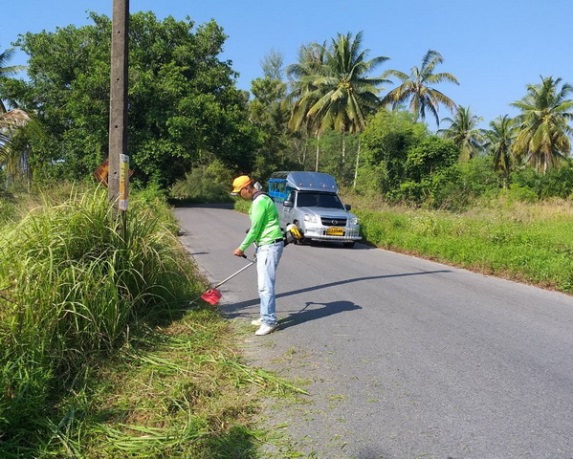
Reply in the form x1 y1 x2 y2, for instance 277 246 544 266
231 175 284 336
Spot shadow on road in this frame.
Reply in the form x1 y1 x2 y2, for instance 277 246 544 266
222 269 451 321
278 300 362 329
277 269 452 299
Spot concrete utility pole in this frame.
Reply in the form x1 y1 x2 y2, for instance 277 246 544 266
108 0 129 210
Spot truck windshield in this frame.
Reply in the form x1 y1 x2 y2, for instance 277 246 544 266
296 192 344 209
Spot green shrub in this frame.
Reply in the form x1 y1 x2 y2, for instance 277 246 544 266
538 166 573 199
0 194 18 226
426 157 500 211
505 184 539 203
386 180 427 206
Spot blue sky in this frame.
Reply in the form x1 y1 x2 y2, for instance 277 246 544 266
2 0 572 130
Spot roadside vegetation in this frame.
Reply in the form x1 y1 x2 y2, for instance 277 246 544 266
348 194 573 293
2 14 572 206
0 186 308 458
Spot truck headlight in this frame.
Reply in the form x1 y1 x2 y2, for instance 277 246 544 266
350 217 359 225
304 214 318 223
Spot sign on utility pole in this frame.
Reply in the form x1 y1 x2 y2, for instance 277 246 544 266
108 0 129 211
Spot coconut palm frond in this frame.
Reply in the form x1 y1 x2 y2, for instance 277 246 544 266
381 49 459 126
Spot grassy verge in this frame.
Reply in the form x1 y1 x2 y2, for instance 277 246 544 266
0 186 306 458
346 193 573 293
39 312 306 459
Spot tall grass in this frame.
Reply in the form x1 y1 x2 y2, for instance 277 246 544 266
0 187 200 451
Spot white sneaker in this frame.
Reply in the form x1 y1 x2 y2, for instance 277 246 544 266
251 318 262 326
255 323 277 336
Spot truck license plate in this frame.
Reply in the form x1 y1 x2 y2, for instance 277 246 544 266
326 227 344 236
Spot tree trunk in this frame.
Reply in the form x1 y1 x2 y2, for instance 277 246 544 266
353 139 360 189
341 131 346 164
315 132 321 172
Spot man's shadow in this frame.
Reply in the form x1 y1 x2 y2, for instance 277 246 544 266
278 300 361 329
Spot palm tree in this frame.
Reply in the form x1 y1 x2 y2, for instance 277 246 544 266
486 115 515 187
0 47 25 113
382 49 459 127
439 106 486 161
0 109 38 190
510 76 573 173
309 32 389 162
287 32 389 168
286 42 328 170
310 32 389 134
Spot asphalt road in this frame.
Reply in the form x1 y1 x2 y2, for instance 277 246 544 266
174 204 573 459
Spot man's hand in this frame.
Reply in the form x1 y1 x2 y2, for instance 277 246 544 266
233 248 245 257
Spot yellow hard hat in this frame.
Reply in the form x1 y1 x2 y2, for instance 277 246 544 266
231 175 252 194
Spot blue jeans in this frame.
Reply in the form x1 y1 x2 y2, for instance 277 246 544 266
256 241 283 326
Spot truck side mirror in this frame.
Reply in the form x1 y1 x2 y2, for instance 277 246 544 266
283 201 293 208
345 204 352 211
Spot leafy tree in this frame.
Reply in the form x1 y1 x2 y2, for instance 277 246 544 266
404 135 458 182
247 50 303 181
169 158 234 202
439 106 486 161
248 76 297 180
511 76 573 174
260 48 285 81
382 49 459 127
385 135 459 207
425 156 499 210
304 128 360 186
486 115 515 188
6 12 258 188
359 109 426 192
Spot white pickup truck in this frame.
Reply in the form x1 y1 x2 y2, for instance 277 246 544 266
267 171 361 248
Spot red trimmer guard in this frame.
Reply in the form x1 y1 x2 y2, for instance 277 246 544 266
199 257 256 306
201 288 222 306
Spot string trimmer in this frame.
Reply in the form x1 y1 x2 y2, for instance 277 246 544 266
200 223 302 306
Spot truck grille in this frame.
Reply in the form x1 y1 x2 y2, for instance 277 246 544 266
321 217 347 226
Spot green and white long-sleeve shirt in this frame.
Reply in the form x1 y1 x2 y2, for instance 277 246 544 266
239 193 283 251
